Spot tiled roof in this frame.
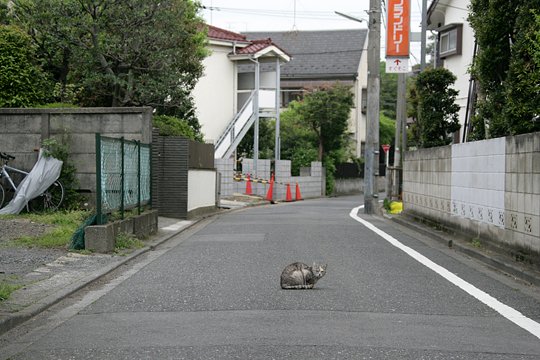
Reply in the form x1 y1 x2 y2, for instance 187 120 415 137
207 25 247 42
235 39 273 54
244 29 368 79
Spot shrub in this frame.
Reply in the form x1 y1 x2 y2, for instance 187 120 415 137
0 25 51 107
153 115 203 142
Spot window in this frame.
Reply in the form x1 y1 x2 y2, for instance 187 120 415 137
438 24 462 58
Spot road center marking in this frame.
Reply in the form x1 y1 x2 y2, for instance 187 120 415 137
349 205 540 340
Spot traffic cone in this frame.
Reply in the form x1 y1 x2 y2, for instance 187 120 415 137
295 182 303 201
245 174 252 195
285 183 293 202
265 175 274 202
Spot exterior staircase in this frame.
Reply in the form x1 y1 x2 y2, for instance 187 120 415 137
214 91 256 159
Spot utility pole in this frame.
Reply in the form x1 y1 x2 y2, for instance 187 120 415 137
393 73 407 197
420 0 428 70
364 0 381 214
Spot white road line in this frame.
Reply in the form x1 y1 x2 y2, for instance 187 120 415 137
349 205 540 340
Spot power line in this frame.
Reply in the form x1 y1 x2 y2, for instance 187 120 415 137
202 6 366 21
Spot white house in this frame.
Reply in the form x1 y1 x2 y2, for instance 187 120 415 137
192 26 290 160
244 29 369 158
427 0 475 142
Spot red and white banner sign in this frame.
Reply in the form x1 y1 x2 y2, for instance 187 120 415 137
386 0 410 57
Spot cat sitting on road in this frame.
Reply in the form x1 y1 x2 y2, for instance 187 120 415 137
280 262 327 289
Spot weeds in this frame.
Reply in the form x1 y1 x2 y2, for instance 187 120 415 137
471 238 482 248
114 232 144 253
0 281 21 302
4 210 90 248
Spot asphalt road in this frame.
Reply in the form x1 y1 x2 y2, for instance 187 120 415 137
2 195 540 359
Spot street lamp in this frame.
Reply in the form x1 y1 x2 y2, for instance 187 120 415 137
336 5 381 215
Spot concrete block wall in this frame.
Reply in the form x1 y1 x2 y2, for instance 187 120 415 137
402 131 540 255
215 158 235 197
402 145 452 224
505 133 540 252
0 108 152 193
216 158 324 200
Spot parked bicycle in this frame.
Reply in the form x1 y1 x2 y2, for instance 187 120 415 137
0 152 64 211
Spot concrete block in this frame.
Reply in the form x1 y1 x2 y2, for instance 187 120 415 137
85 224 115 253
533 153 540 174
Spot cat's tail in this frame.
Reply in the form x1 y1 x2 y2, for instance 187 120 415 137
281 284 314 289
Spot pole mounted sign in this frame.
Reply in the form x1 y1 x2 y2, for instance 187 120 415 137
386 0 410 73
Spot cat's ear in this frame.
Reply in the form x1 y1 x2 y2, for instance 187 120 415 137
323 264 327 270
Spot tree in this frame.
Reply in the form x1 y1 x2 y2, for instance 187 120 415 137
0 25 51 107
414 68 460 148
469 0 540 137
380 62 398 119
11 0 207 121
296 84 354 161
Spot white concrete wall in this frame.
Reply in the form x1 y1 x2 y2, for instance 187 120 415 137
187 169 217 212
192 43 236 144
451 138 506 227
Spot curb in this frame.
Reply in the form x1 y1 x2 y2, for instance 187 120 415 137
386 213 540 287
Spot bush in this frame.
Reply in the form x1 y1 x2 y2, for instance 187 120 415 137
0 25 51 107
153 115 203 142
42 137 85 209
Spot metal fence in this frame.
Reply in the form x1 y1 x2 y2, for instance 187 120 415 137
95 134 151 224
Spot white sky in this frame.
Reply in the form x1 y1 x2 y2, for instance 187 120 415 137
200 0 427 67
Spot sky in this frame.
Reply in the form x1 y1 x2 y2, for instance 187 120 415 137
200 0 427 68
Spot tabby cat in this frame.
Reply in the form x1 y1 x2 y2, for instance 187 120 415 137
280 262 327 289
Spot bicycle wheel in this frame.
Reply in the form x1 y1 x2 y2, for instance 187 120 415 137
0 184 5 208
29 180 65 212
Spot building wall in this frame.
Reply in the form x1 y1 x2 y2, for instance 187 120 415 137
356 41 369 156
0 107 152 193
438 0 476 137
403 132 540 255
192 43 237 144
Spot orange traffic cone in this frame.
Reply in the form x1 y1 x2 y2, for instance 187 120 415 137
295 182 303 201
245 174 252 195
265 175 274 203
285 183 293 202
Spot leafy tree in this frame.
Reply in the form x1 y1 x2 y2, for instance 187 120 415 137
414 68 460 148
0 25 51 107
11 0 207 122
236 119 275 160
296 84 354 161
379 114 395 146
153 115 203 142
380 62 398 119
469 0 540 137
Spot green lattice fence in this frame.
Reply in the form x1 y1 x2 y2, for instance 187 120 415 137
95 134 151 224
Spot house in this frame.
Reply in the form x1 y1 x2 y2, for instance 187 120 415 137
427 0 475 142
244 29 369 158
192 25 290 161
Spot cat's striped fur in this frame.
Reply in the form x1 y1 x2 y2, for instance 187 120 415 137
280 262 327 289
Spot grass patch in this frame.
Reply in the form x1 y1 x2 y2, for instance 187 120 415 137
114 232 144 253
4 210 91 248
471 238 482 248
0 281 22 302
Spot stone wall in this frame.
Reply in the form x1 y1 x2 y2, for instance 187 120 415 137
403 132 540 255
0 108 152 193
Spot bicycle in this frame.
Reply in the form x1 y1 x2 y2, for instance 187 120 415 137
0 152 65 212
